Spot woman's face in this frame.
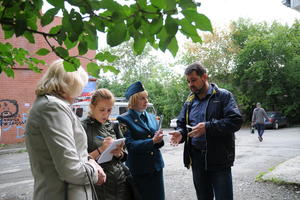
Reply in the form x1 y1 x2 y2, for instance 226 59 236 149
134 93 148 112
90 99 114 123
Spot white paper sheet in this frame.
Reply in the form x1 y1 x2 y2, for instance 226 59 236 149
97 138 126 164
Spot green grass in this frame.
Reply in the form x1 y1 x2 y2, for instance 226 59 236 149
16 149 27 153
256 165 300 186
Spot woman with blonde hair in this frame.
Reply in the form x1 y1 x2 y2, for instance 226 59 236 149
25 59 106 200
117 81 165 200
81 88 132 200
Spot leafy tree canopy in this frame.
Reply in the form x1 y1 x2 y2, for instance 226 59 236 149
0 0 212 78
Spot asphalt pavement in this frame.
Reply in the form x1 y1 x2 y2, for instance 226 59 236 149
1 129 300 186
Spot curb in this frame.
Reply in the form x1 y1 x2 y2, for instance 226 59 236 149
0 147 27 155
261 156 300 185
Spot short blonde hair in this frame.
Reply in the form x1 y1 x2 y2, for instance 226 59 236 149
35 60 88 98
128 90 148 109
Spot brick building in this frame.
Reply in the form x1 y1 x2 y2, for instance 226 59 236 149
0 17 96 144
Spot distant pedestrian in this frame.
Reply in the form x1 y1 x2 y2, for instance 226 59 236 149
251 102 270 142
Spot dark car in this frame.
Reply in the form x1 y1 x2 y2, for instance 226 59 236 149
265 111 288 129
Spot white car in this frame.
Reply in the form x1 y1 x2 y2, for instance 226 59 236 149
71 99 157 122
169 118 178 129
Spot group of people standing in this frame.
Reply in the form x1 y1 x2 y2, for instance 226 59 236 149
25 59 244 200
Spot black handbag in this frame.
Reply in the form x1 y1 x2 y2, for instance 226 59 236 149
251 125 255 134
121 164 142 200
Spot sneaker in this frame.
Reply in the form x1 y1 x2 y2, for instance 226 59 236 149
258 136 262 142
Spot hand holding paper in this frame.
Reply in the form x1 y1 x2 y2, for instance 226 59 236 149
97 138 126 164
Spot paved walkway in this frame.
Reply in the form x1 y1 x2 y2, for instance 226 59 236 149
1 141 300 185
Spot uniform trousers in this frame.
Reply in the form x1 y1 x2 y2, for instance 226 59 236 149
132 169 165 200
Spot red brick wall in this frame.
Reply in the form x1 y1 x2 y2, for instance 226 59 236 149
0 17 95 144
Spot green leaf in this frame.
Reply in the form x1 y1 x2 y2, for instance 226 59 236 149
107 22 127 47
70 9 84 34
41 8 59 26
56 30 67 45
90 16 105 32
190 35 202 43
95 51 118 62
178 18 198 36
30 57 45 65
150 16 163 35
3 67 15 78
15 18 27 37
165 0 177 10
63 60 77 72
157 28 172 52
165 16 178 37
134 34 147 55
179 0 197 10
27 63 41 73
36 48 50 56
182 10 213 32
23 31 35 43
49 25 62 34
84 23 97 40
101 65 120 74
151 0 167 9
26 16 38 30
55 47 69 58
62 11 72 32
64 37 78 50
67 11 83 42
98 0 124 13
83 34 98 50
4 30 14 39
78 40 88 55
87 62 100 78
47 0 64 9
167 37 178 57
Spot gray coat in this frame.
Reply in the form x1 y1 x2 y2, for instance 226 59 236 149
25 95 98 200
252 107 269 124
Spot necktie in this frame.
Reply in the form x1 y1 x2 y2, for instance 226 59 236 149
140 113 147 123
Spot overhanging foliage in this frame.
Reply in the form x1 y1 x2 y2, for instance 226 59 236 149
0 0 212 78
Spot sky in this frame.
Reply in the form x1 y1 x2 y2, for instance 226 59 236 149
199 0 300 28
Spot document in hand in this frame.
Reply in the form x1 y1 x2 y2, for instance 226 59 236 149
97 138 126 164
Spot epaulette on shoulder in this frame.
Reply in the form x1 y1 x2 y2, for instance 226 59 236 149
186 93 195 102
119 123 128 133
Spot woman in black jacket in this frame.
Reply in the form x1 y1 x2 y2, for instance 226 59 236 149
81 88 132 200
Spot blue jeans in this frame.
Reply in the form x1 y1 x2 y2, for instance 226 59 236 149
191 148 233 200
255 123 265 137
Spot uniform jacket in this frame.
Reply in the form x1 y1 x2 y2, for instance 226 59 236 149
177 84 243 170
117 109 164 175
25 95 98 200
81 117 130 200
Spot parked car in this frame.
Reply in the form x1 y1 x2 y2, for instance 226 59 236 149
170 118 178 129
265 111 288 129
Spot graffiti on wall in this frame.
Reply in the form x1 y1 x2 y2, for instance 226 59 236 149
0 99 28 139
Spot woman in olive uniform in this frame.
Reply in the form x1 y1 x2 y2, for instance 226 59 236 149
117 81 165 200
81 88 131 200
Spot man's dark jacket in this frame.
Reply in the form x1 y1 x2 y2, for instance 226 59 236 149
176 83 243 170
